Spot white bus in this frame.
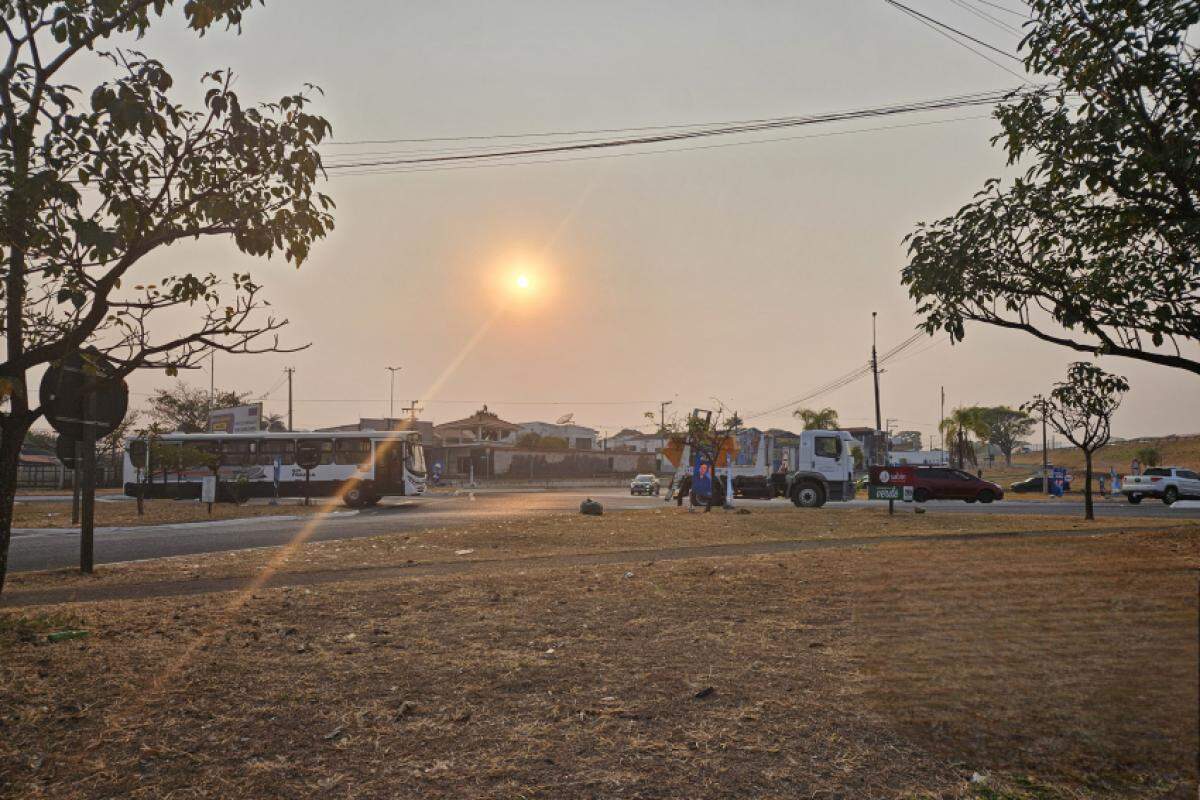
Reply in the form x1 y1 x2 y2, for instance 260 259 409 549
123 431 426 507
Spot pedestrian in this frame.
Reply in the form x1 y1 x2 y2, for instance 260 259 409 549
1131 457 1141 476
1098 472 1108 497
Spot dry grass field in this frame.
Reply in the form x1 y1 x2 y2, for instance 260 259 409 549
1 510 1196 799
10 498 328 529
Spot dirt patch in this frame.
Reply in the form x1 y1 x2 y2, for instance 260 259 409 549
0 527 1195 799
6 505 1175 595
10 497 327 529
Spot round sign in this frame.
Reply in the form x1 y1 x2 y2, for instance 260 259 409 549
295 441 322 471
39 348 129 440
878 469 891 484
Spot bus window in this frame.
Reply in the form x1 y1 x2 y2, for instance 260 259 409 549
308 439 335 465
221 439 256 466
259 439 296 466
335 438 373 467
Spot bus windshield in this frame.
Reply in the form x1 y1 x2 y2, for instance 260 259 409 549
407 442 427 476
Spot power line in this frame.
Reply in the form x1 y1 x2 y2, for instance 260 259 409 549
946 0 1022 35
884 0 1023 61
888 1 1028 81
328 114 993 178
968 0 1028 19
322 88 1030 171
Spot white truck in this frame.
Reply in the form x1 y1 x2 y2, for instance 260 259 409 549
666 428 858 508
1119 466 1200 505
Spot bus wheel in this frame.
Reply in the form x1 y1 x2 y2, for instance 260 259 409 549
343 486 365 508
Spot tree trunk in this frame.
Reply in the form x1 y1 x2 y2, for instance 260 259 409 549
0 414 34 596
1083 450 1094 521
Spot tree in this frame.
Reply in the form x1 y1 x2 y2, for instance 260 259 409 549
148 382 249 433
0 1 335 594
539 436 569 450
515 432 542 449
939 407 988 469
976 407 1036 467
1023 363 1129 520
891 430 922 452
902 1 1200 375
1135 446 1162 468
793 407 839 431
261 413 286 432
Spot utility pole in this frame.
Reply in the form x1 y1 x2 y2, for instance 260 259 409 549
940 386 946 464
1041 399 1049 495
386 366 402 420
285 367 296 432
871 312 892 515
871 313 883 434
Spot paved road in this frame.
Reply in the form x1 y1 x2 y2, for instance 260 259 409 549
9 489 1199 573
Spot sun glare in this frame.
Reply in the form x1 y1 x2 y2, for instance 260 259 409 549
516 274 530 289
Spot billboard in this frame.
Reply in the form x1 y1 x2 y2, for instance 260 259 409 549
208 403 263 433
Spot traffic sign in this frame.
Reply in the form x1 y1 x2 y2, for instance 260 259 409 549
39 348 129 440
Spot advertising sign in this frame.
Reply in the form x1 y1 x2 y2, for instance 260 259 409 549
1051 466 1067 497
868 465 916 502
201 476 217 504
208 403 263 433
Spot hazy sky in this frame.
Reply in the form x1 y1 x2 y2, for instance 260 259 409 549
78 0 1199 444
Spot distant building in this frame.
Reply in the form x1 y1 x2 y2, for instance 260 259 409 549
517 421 598 450
430 406 520 478
317 417 435 444
603 428 661 453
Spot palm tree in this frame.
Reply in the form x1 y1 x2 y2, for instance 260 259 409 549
939 407 987 468
793 407 840 431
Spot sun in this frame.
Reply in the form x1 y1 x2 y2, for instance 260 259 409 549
515 274 530 289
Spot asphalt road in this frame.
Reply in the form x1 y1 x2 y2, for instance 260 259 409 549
9 488 1199 573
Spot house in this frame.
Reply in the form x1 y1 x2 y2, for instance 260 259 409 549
603 428 662 453
430 406 520 478
516 421 599 450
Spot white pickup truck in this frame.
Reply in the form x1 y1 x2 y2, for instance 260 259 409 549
1119 466 1200 505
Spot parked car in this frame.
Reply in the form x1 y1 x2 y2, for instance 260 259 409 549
910 467 1005 503
1119 466 1200 505
1010 473 1072 493
629 473 660 496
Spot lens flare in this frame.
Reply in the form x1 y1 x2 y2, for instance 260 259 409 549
516 274 530 289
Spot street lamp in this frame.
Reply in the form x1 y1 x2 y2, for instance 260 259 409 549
386 366 402 419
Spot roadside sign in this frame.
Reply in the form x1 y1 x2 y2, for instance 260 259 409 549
869 484 903 500
201 476 217 504
39 348 129 440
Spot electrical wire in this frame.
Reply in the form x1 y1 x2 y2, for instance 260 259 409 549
888 2 1028 80
322 87 1031 171
884 0 1023 61
968 0 1028 19
946 0 1022 35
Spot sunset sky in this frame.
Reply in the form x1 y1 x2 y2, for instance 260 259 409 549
79 0 1200 444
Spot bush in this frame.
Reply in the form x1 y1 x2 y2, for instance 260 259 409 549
1134 447 1161 468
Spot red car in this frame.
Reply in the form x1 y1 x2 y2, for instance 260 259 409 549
909 466 1004 503
872 465 1005 504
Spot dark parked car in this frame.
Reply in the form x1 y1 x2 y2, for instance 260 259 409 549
629 473 660 496
1010 473 1071 493
910 467 1004 503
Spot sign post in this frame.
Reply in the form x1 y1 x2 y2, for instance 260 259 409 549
40 349 129 575
270 455 282 506
128 439 148 516
295 441 321 507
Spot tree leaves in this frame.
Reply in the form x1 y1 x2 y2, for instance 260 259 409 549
901 0 1200 375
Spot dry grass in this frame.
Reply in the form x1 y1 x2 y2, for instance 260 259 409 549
0 523 1195 799
1013 434 1200 473
5 505 1167 594
10 498 327 529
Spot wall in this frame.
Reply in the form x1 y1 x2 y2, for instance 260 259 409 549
493 448 658 478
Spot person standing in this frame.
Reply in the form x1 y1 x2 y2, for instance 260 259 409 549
1131 457 1141 476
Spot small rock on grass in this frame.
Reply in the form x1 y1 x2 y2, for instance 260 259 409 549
693 686 715 699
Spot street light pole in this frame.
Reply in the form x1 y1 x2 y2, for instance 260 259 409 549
386 366 402 420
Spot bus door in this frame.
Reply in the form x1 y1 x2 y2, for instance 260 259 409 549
376 440 406 495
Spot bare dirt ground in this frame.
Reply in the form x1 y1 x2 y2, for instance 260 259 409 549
10 498 327 529
1 512 1196 799
4 505 1175 594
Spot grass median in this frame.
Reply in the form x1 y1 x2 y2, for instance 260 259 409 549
11 497 329 530
0 516 1195 799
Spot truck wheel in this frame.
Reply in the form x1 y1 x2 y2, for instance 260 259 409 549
1127 493 1142 505
343 486 364 508
1163 486 1179 506
791 482 825 508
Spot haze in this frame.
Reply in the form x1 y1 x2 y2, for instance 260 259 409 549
89 0 1200 441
